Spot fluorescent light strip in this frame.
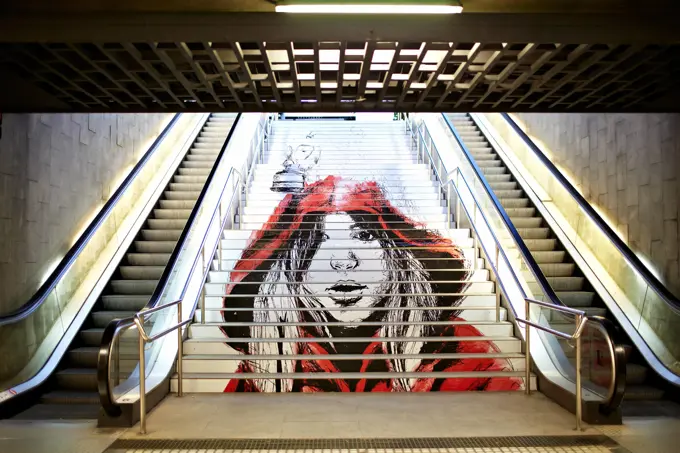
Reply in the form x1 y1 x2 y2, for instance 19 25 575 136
276 4 462 14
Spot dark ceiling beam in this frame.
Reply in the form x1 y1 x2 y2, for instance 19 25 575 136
1 13 679 44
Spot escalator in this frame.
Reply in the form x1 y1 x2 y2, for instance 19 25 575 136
443 112 679 411
0 113 238 419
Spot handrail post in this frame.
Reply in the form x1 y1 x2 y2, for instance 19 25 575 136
525 299 531 395
575 313 583 431
447 184 451 229
200 250 206 324
138 330 147 434
455 172 461 229
218 203 223 271
177 300 184 398
495 245 501 323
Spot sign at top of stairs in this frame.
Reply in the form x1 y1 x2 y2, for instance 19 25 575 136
174 117 535 393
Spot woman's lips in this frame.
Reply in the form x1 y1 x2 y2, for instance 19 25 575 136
326 280 368 306
326 280 368 293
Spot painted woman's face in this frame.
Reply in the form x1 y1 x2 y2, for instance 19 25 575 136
305 213 389 322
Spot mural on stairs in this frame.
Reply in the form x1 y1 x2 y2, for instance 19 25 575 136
219 127 522 392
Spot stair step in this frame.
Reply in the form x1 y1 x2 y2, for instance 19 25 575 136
182 359 526 374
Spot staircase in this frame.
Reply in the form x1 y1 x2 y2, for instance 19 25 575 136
174 117 535 393
445 113 663 402
13 114 236 419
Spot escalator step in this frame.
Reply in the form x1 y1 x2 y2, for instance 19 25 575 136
126 253 171 266
110 279 157 294
141 229 182 241
119 265 164 280
55 368 98 391
510 217 543 228
624 385 665 401
41 391 99 405
555 291 596 307
101 295 150 310
79 328 104 346
626 363 649 385
91 311 138 328
522 238 556 251
11 403 101 420
530 251 565 262
518 228 551 239
66 347 99 368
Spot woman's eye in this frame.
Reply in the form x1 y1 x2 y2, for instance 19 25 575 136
353 231 376 242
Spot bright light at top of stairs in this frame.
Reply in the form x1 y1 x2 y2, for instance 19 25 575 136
275 1 463 14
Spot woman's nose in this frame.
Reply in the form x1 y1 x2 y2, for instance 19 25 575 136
330 251 360 271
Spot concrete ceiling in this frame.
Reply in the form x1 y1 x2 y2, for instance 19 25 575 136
1 0 679 113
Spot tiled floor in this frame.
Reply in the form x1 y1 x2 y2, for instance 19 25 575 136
0 393 678 453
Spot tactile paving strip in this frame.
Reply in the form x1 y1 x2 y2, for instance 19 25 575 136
105 435 630 452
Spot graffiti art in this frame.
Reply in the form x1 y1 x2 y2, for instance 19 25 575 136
220 127 522 392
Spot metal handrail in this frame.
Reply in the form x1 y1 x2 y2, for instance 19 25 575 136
500 113 680 313
96 113 242 416
98 113 272 419
134 299 190 434
0 114 181 325
410 115 626 422
516 298 588 431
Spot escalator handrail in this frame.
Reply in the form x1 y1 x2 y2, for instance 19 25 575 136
433 114 626 409
0 114 181 326
500 113 680 313
97 114 243 416
585 315 628 412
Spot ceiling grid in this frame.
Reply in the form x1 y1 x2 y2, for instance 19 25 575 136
1 41 678 112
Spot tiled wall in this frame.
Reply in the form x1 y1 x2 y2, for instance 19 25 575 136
513 113 680 299
0 113 172 315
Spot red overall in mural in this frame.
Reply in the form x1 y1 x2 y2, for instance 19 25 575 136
220 174 522 392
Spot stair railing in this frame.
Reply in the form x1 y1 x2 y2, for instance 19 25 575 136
97 114 274 419
408 115 627 424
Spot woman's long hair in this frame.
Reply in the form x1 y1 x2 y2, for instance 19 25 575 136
222 176 471 391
